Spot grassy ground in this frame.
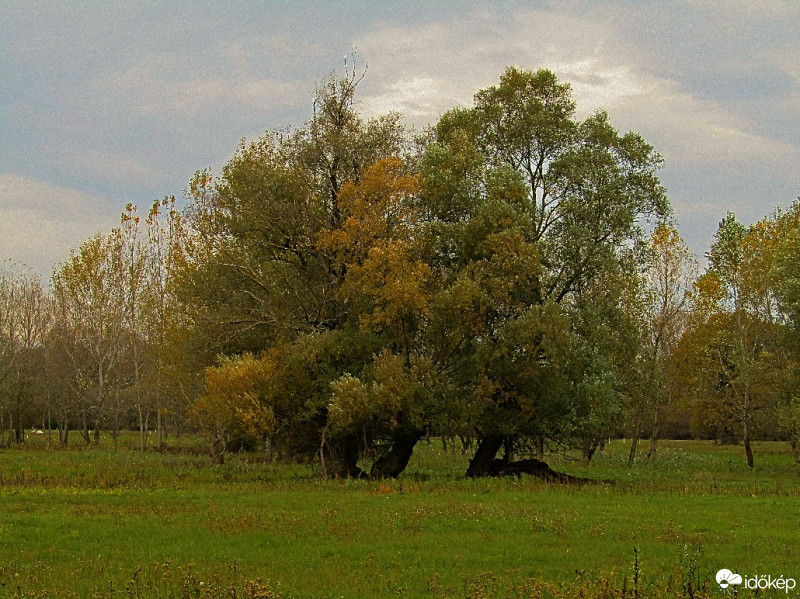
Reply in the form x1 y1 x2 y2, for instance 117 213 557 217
1 435 799 598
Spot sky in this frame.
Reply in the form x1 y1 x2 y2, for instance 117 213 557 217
1 0 798 278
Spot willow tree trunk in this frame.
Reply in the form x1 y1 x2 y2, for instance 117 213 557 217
321 433 365 479
582 437 602 464
628 435 639 467
628 412 642 467
58 415 69 446
465 435 504 478
370 428 423 479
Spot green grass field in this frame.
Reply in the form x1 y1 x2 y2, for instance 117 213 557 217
1 436 799 598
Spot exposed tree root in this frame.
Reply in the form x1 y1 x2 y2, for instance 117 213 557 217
487 458 614 485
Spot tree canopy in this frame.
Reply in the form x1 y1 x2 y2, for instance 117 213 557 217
175 66 671 478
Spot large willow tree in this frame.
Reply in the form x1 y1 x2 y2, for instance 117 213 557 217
181 67 669 478
179 72 410 475
417 67 668 476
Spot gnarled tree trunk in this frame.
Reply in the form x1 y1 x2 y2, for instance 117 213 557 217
489 458 613 485
321 433 366 479
465 435 504 478
370 428 423 479
466 435 613 485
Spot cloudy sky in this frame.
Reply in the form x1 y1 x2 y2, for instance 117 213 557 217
2 0 798 277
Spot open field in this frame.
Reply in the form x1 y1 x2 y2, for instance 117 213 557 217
1 437 799 598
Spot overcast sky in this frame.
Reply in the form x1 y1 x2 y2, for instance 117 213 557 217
2 1 798 277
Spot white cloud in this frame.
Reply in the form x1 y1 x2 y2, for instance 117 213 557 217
354 8 630 125
354 6 798 179
548 59 645 114
361 76 465 119
0 175 120 278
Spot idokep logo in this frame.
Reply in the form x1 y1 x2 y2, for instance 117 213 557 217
716 569 742 589
716 568 797 593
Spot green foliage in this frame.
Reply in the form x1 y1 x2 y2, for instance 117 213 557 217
680 209 800 466
176 74 409 355
35 65 800 484
176 66 672 477
770 203 800 465
773 204 800 338
417 67 669 468
706 212 748 311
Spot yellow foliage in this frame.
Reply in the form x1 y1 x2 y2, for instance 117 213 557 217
317 157 431 336
193 353 276 442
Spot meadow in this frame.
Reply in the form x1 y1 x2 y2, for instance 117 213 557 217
1 435 799 598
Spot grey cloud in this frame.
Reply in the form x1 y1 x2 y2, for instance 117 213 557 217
2 1 798 276
355 6 796 171
0 175 120 277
